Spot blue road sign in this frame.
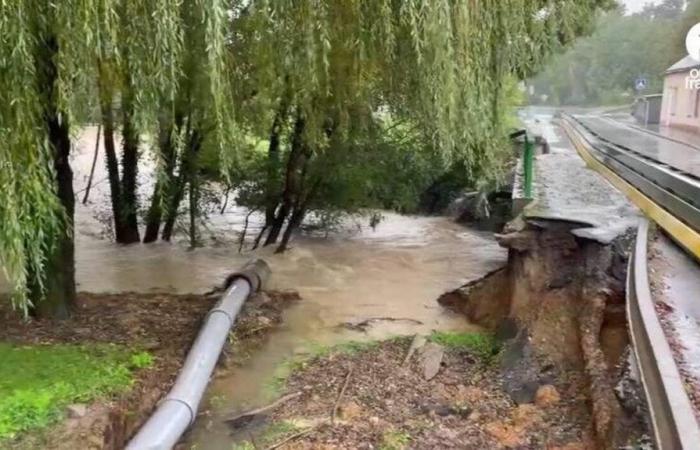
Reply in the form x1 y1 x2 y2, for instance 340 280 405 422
635 77 648 91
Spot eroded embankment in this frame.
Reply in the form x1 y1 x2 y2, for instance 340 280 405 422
439 218 647 448
0 289 298 450
225 335 593 449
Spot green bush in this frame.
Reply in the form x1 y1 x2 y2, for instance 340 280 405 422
0 344 151 440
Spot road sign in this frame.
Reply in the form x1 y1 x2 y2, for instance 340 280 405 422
635 77 648 92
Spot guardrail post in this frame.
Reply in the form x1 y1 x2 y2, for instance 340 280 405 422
523 134 534 199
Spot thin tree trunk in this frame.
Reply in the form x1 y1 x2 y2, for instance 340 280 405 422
188 173 198 249
264 114 305 246
97 61 127 243
252 225 269 250
119 79 141 244
161 169 187 242
264 98 289 226
143 118 178 243
275 174 319 254
162 130 202 242
220 184 231 214
238 209 255 253
82 124 101 204
29 34 75 318
276 205 306 254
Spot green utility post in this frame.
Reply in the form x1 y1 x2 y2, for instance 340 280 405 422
523 134 534 199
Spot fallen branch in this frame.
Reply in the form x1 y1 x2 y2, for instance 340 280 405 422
225 391 302 427
331 365 353 425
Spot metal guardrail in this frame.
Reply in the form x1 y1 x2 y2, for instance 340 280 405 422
627 221 700 449
560 115 700 449
561 114 700 261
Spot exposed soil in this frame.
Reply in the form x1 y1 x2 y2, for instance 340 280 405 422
0 289 299 450
237 338 596 449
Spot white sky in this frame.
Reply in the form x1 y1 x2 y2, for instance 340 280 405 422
622 0 660 13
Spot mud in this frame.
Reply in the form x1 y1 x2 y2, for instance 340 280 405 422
0 290 297 450
438 217 641 448
230 337 595 449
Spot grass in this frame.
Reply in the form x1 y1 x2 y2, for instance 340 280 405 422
263 334 499 400
262 339 382 400
428 331 500 361
0 343 153 440
379 430 411 450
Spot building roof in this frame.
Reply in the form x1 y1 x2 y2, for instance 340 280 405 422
666 56 700 74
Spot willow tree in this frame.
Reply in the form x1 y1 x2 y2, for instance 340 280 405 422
142 0 236 246
0 0 232 317
233 0 613 252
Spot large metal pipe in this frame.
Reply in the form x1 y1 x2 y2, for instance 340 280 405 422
126 259 270 450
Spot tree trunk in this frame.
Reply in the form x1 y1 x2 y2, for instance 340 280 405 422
143 118 178 243
82 124 101 204
264 114 305 246
276 205 306 254
188 170 198 249
118 80 141 244
97 61 127 243
162 130 202 242
264 97 289 226
30 34 75 318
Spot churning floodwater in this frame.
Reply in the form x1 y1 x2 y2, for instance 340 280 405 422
1 128 508 448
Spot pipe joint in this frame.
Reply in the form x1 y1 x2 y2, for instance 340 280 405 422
160 397 196 426
205 308 235 327
224 259 271 292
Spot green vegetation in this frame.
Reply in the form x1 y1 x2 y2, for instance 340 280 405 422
262 340 382 400
0 0 612 316
529 0 698 106
0 344 152 440
379 430 412 450
429 331 500 361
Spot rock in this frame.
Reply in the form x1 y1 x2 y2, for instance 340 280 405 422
338 401 363 421
369 416 380 425
402 334 427 366
499 332 544 404
418 343 444 380
535 384 561 407
66 404 88 418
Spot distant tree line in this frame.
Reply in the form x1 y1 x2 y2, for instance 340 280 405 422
529 0 699 106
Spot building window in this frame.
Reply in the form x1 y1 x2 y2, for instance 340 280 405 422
670 87 678 116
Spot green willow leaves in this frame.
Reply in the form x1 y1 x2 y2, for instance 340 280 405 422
0 0 610 311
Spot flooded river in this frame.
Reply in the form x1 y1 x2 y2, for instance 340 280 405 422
2 128 508 448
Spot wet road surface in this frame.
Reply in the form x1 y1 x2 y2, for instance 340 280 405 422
573 115 700 179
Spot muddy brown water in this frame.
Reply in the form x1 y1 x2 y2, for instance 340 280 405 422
0 128 508 448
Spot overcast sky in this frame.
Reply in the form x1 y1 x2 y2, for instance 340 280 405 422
622 0 659 13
